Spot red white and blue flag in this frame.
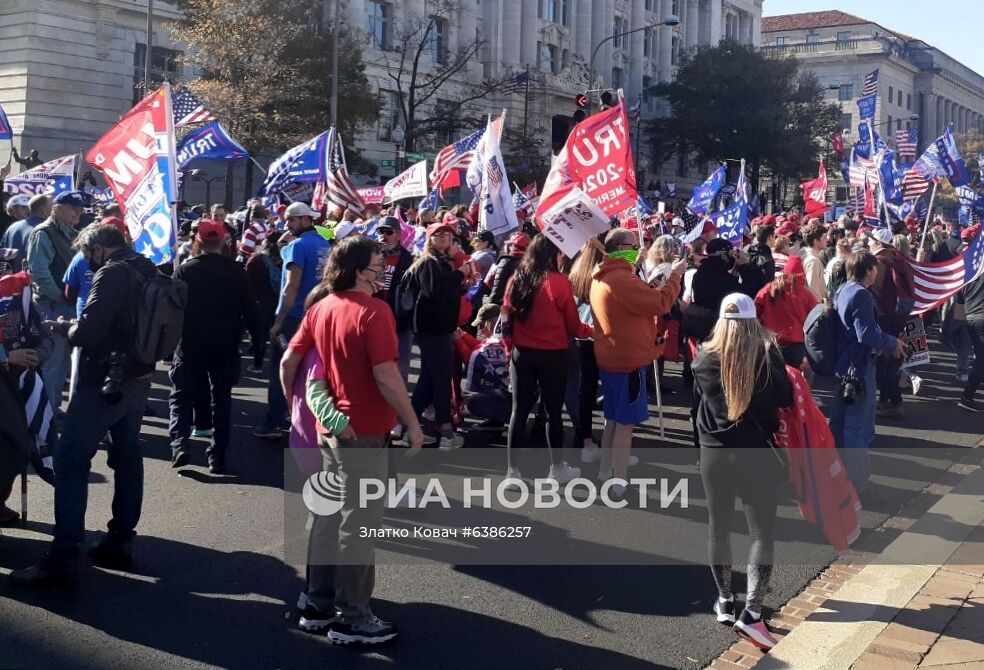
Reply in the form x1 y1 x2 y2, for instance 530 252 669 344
909 229 984 314
430 128 484 187
171 86 215 127
314 128 366 215
861 69 879 97
895 128 917 159
0 105 12 140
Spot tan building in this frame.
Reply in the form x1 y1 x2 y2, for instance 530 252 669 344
762 10 984 158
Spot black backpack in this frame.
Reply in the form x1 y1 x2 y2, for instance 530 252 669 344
123 263 189 366
803 303 847 377
394 269 420 327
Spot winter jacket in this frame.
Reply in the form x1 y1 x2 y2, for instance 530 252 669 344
741 243 776 298
690 257 739 313
484 254 520 306
506 271 591 351
754 257 818 345
410 254 464 335
692 344 793 448
590 256 681 372
870 246 915 334
833 281 900 376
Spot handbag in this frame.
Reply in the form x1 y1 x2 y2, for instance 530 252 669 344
681 303 716 340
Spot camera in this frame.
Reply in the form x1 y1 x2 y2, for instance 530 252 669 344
101 352 126 404
840 366 863 406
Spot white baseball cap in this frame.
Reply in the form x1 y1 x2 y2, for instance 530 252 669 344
719 293 757 320
8 195 29 208
867 227 894 245
284 201 319 219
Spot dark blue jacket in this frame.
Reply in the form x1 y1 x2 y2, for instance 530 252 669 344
834 281 899 375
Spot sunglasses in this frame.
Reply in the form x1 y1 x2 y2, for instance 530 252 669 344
378 228 397 235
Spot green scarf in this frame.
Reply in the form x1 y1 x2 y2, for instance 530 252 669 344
608 249 639 267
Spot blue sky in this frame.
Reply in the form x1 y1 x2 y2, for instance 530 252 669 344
763 1 984 77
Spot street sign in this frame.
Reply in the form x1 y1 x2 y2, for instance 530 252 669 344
381 159 395 168
405 152 427 163
575 93 588 108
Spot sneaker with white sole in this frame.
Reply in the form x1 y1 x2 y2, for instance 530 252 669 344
713 597 736 624
733 609 777 650
438 431 464 450
547 462 581 484
580 441 600 463
297 594 335 632
911 376 924 396
327 615 397 645
389 424 404 443
628 454 639 467
503 467 524 490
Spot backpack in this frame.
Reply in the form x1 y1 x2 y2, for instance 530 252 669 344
803 303 846 377
394 269 420 327
124 263 189 366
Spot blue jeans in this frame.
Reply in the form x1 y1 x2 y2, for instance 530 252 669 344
398 325 413 382
52 376 151 559
37 298 75 417
169 351 240 458
828 361 876 492
263 317 300 429
411 332 454 425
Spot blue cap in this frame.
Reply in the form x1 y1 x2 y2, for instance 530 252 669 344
53 190 85 207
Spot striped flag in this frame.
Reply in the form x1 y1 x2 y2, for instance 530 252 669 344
895 128 917 158
861 69 879 97
849 152 878 187
314 128 366 215
901 167 931 199
909 229 984 314
846 187 865 213
430 128 484 186
171 86 215 127
500 70 531 95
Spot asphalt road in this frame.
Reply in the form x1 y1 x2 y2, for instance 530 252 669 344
0 340 980 670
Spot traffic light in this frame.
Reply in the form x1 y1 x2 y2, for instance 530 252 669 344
600 90 614 109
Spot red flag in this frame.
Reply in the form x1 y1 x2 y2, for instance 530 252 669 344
439 168 462 197
535 99 637 224
863 176 876 219
831 132 845 161
800 161 829 218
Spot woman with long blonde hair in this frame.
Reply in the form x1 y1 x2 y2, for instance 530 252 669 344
692 293 792 651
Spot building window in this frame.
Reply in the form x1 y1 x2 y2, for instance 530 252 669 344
133 43 180 104
725 14 739 40
671 36 680 65
836 31 851 43
888 86 893 103
427 16 448 64
643 28 652 57
897 118 902 130
377 89 400 142
838 83 854 101
906 120 912 129
806 33 820 44
840 113 853 133
672 0 679 15
898 90 903 107
676 151 688 178
539 43 559 74
907 93 912 110
613 16 627 48
561 0 570 26
611 67 623 90
368 1 390 49
543 0 556 22
562 48 570 71
775 36 789 46
643 75 652 105
645 0 655 10
887 115 893 131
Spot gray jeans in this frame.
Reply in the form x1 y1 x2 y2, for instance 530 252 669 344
305 433 388 623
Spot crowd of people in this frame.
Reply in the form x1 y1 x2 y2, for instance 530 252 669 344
0 186 981 651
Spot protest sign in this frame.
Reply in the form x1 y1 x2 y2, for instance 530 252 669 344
539 187 611 258
384 160 429 202
357 186 385 204
900 317 930 368
3 155 76 197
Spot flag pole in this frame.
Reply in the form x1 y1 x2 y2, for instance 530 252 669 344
919 181 938 254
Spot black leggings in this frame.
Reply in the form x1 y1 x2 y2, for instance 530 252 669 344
575 340 599 443
962 317 984 400
699 445 781 613
508 346 568 468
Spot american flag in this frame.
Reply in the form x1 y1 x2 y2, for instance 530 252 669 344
895 128 917 158
500 70 531 95
430 128 483 186
314 128 366 215
680 209 701 233
171 86 215 127
901 142 947 199
849 155 878 187
846 187 865 213
861 69 879 97
901 167 931 199
486 155 504 189
909 229 984 314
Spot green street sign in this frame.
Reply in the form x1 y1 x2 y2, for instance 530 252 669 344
380 159 395 168
405 152 427 163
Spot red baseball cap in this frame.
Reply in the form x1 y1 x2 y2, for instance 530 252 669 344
197 220 229 242
100 216 127 236
426 222 456 237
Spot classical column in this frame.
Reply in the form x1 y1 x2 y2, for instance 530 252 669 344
458 0 478 74
751 9 762 47
575 0 592 60
519 0 537 67
658 0 674 81
709 0 722 44
921 94 936 152
685 0 699 48
629 0 645 100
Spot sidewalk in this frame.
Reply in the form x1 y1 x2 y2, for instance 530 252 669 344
708 459 984 670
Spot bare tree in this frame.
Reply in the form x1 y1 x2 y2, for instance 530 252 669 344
371 7 519 152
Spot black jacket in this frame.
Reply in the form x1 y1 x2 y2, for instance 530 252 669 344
691 258 739 313
377 245 413 319
174 252 259 358
742 243 776 298
965 274 984 320
411 254 463 335
486 255 520 306
692 345 793 448
70 250 158 386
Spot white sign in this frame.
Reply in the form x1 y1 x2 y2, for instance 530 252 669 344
384 160 429 202
540 187 611 258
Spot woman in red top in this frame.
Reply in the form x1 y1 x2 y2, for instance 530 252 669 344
753 254 817 368
503 234 591 484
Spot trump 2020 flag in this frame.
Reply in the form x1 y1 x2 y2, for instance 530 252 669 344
709 160 749 247
0 105 12 140
86 83 178 264
935 124 971 188
686 165 726 216
469 113 519 236
259 131 329 201
175 121 250 169
3 155 76 198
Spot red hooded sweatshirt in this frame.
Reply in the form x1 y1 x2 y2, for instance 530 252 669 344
754 254 817 345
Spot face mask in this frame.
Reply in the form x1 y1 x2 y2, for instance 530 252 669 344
608 249 639 267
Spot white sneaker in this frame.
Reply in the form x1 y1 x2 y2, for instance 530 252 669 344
580 441 601 463
628 455 639 467
547 462 581 484
911 376 924 396
504 467 524 490
438 431 464 451
598 468 613 482
389 424 404 442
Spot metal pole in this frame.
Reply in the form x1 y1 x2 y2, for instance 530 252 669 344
144 0 154 95
330 0 341 128
919 181 939 254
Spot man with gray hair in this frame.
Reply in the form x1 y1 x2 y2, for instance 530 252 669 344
26 191 83 416
12 223 159 585
5 193 29 224
0 193 51 270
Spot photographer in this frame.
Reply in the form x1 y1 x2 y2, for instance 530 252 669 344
828 251 905 499
11 224 157 585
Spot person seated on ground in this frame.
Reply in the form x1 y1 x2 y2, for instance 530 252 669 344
454 304 510 432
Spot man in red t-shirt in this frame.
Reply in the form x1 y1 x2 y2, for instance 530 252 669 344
281 236 422 645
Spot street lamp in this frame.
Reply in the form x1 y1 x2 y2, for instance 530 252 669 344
391 125 405 175
189 168 225 206
588 15 680 108
872 114 919 129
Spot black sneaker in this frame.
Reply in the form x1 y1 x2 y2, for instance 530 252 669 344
298 604 336 633
207 456 226 475
958 397 980 413
172 449 190 468
474 419 505 432
9 556 77 586
421 431 439 446
733 609 778 650
327 615 397 645
89 539 133 570
252 424 285 440
713 597 736 624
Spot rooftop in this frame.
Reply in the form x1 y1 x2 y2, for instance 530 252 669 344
762 10 916 42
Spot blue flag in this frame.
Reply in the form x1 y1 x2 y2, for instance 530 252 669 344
878 151 904 205
686 165 726 216
709 161 749 247
176 121 250 169
637 193 654 217
418 188 440 212
935 124 971 188
857 123 887 157
0 105 11 140
857 95 876 121
259 131 330 199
